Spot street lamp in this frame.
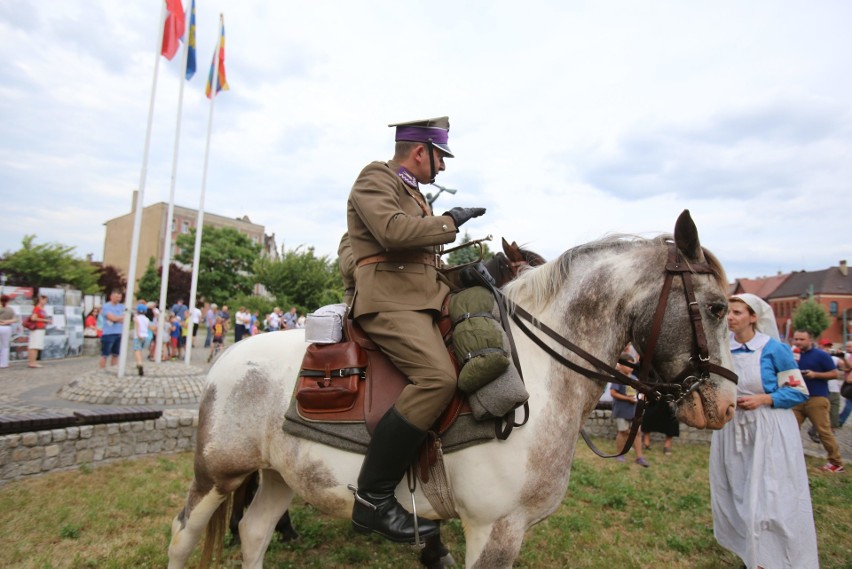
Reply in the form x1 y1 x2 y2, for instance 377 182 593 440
426 183 457 206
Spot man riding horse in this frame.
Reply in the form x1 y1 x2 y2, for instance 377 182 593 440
346 116 485 543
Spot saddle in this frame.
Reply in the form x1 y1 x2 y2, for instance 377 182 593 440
295 295 471 437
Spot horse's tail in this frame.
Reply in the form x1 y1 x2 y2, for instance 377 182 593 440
198 492 233 569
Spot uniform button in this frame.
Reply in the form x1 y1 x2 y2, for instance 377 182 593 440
398 265 405 270
442 224 448 230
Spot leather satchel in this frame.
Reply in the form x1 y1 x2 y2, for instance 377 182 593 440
296 341 367 414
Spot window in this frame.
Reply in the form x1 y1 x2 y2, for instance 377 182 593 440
829 301 838 316
182 220 190 234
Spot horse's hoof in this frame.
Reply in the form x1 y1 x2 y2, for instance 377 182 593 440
277 528 299 543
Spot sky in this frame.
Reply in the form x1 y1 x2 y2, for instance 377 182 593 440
1 1 851 282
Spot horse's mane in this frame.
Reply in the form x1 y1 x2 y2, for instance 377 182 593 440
502 234 727 311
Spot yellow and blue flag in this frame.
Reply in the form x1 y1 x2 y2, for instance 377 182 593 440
205 15 230 98
185 0 196 79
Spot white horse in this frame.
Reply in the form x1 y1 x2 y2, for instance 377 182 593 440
168 211 737 568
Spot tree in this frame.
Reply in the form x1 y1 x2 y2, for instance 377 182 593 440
0 235 100 293
446 231 493 268
254 245 343 312
137 257 161 301
175 226 261 303
792 298 830 339
97 264 126 295
163 263 192 307
130 258 188 307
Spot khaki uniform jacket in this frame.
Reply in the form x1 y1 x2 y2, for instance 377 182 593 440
347 160 458 316
337 232 356 291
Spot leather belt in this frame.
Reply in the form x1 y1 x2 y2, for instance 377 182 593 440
357 251 438 268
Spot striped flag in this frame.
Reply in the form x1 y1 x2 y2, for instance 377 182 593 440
205 15 230 98
185 0 197 79
161 0 185 61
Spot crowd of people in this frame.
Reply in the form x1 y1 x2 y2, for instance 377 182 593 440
78 297 309 375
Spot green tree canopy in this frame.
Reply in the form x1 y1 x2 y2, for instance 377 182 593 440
136 257 161 301
792 298 830 339
0 235 100 293
175 226 261 304
254 245 343 312
446 231 493 267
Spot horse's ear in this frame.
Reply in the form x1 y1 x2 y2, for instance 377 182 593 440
503 238 526 263
673 209 705 262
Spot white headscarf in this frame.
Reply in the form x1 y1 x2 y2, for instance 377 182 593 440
729 293 780 340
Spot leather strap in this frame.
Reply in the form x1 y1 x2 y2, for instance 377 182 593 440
462 347 508 365
356 251 437 268
299 368 366 379
452 311 497 326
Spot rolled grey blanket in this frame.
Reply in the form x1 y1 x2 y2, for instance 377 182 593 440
468 362 528 420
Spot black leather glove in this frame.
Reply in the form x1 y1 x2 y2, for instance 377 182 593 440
444 207 486 228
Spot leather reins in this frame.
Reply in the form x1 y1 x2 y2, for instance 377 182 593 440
481 242 738 458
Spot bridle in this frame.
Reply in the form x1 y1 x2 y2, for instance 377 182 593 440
481 241 738 455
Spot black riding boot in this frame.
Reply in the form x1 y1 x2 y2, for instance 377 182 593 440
351 407 439 543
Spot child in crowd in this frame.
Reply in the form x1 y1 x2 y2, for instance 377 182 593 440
208 316 225 362
181 311 191 357
170 313 181 359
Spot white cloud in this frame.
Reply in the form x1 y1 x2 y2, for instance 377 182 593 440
1 0 851 283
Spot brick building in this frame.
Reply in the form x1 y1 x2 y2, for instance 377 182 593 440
103 192 278 282
766 261 852 344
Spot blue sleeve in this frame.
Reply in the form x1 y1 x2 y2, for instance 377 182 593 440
761 339 808 409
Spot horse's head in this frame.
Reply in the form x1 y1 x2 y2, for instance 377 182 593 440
631 210 736 430
500 213 735 431
483 238 547 287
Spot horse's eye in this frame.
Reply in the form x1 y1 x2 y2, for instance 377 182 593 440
708 302 727 319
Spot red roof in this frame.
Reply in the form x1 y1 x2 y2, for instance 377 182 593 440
729 274 790 299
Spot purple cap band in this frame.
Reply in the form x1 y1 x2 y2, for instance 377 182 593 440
395 125 449 145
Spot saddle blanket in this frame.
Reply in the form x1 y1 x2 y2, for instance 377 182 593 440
282 395 496 455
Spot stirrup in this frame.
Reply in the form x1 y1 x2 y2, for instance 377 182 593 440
347 484 428 548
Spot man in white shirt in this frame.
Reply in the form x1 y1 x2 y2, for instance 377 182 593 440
234 307 250 342
190 304 202 348
266 307 281 332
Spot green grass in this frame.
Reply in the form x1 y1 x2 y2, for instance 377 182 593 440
0 442 849 568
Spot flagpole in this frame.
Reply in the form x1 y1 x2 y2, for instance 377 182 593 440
154 5 193 365
184 41 218 366
117 1 168 378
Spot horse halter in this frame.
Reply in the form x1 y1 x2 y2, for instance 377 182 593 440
632 243 738 404
500 242 737 408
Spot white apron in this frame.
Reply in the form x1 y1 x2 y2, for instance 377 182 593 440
709 334 819 569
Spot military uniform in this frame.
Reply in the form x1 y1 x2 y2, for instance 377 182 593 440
347 116 483 545
337 232 356 306
347 159 458 429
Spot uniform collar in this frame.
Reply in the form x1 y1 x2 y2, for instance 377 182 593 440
396 165 418 189
730 330 770 352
